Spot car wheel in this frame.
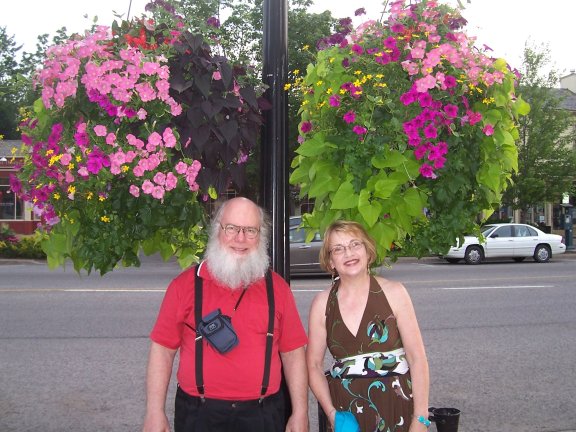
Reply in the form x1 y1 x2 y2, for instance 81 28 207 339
533 245 551 263
464 246 483 264
513 257 525 262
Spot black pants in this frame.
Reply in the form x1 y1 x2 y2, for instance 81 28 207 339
174 386 285 432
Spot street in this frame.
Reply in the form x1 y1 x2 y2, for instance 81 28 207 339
1 255 575 432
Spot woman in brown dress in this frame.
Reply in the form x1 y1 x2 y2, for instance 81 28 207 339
306 221 429 432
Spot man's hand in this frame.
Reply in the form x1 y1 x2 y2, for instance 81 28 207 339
142 410 171 432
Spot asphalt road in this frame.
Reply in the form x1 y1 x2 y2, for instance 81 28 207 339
1 254 575 432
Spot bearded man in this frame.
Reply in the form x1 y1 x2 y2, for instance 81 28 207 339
143 197 309 432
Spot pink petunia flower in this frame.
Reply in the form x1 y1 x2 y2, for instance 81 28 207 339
483 124 494 136
299 121 312 133
129 185 140 197
343 111 356 124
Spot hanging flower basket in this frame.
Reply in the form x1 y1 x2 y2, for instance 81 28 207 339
11 13 268 274
290 0 530 261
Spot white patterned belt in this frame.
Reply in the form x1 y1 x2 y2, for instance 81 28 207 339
329 347 409 378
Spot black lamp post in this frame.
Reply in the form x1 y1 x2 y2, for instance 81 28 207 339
261 0 290 279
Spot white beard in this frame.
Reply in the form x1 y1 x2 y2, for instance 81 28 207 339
204 238 270 289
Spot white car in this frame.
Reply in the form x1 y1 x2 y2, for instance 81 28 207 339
443 223 566 264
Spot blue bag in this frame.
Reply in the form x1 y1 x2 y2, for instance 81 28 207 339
335 411 360 432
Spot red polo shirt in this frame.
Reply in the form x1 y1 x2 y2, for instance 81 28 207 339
150 263 307 400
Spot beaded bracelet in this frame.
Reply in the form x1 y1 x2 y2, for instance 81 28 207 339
416 415 431 427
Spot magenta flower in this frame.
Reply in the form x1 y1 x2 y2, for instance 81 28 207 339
423 124 438 139
352 125 367 135
329 95 341 107
419 163 436 179
482 124 494 136
86 149 110 174
443 104 458 118
351 44 364 55
299 121 313 133
468 111 483 126
343 111 356 124
206 16 220 28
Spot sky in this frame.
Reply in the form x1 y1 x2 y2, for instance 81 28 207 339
2 0 575 79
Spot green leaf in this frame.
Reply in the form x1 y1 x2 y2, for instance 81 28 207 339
513 95 531 116
403 188 427 217
330 182 358 209
371 150 406 169
358 190 382 227
373 177 399 200
295 134 336 157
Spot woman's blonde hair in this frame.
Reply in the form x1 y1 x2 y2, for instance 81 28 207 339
319 220 377 272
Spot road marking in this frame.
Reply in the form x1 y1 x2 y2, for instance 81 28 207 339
0 288 166 292
437 285 554 290
292 289 323 292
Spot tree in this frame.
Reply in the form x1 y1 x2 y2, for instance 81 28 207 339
502 43 576 221
0 26 22 138
0 26 68 139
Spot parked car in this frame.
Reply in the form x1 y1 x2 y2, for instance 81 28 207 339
289 224 325 275
443 223 566 264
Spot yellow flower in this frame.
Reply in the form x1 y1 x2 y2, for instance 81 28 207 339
67 185 76 195
87 192 93 200
76 155 82 162
326 88 333 94
302 45 309 51
329 57 335 63
375 74 384 79
316 80 323 86
284 83 292 91
483 97 495 105
121 166 129 173
53 193 61 200
100 216 111 223
293 69 300 75
68 163 75 170
354 70 362 75
48 154 62 166
99 195 106 202
46 149 54 156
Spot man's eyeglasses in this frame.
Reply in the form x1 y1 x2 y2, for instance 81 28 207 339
329 240 364 256
220 224 260 239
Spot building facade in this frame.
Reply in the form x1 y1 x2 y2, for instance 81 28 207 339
0 140 37 235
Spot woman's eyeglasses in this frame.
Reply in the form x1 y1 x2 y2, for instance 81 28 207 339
329 240 364 256
220 224 260 239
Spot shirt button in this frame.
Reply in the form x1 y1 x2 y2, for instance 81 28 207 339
231 402 237 408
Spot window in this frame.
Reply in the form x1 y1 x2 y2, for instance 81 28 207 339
491 225 512 238
0 177 23 220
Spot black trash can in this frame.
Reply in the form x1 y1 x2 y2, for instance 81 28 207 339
429 407 461 432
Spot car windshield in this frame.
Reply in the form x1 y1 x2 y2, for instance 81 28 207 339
480 225 497 236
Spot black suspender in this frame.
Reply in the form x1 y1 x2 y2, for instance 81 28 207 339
194 268 275 399
261 270 274 397
194 271 204 396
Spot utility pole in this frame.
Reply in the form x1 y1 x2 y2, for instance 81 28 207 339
261 0 290 279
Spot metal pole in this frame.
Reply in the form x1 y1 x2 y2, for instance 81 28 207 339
261 0 290 279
